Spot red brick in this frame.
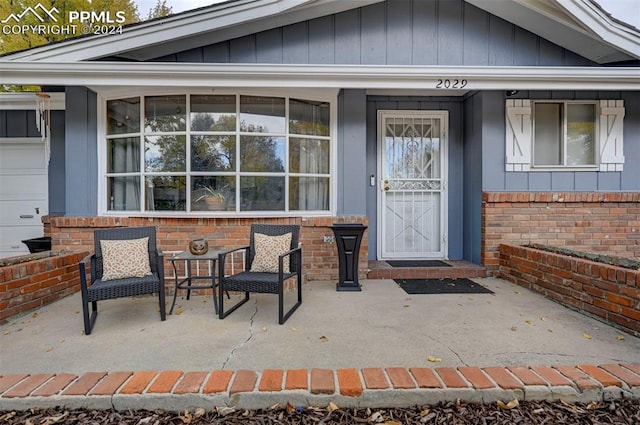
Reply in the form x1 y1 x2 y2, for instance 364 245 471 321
310 369 334 395
508 367 547 386
89 372 133 396
337 368 362 397
361 368 388 389
436 368 468 388
600 364 640 387
174 372 207 394
459 367 495 389
31 374 77 397
3 374 54 398
0 374 29 393
203 370 233 394
386 367 415 389
577 365 622 388
483 367 522 389
63 372 107 396
285 369 308 390
230 370 257 394
410 368 441 388
554 366 600 390
147 371 182 394
259 369 283 392
119 371 157 395
532 365 575 387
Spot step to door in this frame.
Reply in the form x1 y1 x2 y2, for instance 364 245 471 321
367 260 487 280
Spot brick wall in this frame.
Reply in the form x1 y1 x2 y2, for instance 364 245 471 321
498 244 640 337
483 192 640 272
44 215 368 283
0 252 88 324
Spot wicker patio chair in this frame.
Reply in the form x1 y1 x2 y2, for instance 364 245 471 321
78 226 166 335
218 224 302 324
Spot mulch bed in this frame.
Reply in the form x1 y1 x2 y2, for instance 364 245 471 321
2 398 639 424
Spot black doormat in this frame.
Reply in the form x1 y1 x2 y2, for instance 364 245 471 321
386 260 451 267
394 278 494 295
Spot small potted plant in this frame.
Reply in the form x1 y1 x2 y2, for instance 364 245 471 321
194 186 226 211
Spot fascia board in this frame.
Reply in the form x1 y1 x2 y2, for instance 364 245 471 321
556 0 640 58
0 62 638 91
2 0 313 62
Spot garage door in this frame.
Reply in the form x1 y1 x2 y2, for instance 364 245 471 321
0 138 49 259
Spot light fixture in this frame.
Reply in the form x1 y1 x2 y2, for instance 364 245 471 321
505 90 519 97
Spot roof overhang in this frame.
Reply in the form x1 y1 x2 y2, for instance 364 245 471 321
0 62 638 91
465 0 640 64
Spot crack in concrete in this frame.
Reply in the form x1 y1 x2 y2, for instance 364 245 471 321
221 299 258 370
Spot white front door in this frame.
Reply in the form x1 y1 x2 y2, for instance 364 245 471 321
377 111 447 259
0 138 49 258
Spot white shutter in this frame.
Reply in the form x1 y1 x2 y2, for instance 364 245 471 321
599 100 625 172
505 99 532 172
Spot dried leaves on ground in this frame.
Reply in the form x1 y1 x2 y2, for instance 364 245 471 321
1 399 639 424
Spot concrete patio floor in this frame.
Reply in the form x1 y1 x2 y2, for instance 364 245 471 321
2 277 639 375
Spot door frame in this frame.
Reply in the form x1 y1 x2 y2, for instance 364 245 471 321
376 110 448 260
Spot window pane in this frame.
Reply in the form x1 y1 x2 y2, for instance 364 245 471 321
191 135 235 171
240 135 285 172
145 135 186 172
107 176 140 211
145 95 186 132
145 176 186 211
289 138 329 174
107 137 140 173
240 96 285 133
107 97 140 135
190 95 236 131
191 176 235 211
290 99 330 136
534 103 562 166
289 177 329 210
240 176 284 211
567 103 596 165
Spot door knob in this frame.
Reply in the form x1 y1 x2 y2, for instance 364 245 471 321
383 180 390 191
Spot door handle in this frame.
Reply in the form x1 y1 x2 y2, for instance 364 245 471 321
383 180 390 191
20 215 34 219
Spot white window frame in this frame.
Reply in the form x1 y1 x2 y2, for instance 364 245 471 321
97 87 338 217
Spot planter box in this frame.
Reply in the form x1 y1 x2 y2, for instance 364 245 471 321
498 244 640 337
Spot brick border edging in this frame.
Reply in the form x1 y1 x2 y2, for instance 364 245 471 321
1 364 639 411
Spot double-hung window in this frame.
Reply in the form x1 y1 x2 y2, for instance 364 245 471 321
505 99 624 172
104 93 331 214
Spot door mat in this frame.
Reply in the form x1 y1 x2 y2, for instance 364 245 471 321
386 260 451 267
394 278 494 294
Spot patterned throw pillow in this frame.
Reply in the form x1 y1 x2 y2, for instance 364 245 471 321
250 232 292 274
100 237 152 281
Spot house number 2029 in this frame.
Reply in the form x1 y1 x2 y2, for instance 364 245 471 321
436 79 468 89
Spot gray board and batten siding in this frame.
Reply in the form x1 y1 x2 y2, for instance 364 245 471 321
147 0 595 66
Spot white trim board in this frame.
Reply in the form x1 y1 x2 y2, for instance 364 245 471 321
0 63 638 91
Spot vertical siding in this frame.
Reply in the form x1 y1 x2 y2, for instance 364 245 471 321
49 110 66 215
463 92 483 264
65 87 98 216
155 0 594 67
338 89 368 216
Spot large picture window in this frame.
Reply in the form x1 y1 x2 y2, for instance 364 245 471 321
105 94 331 213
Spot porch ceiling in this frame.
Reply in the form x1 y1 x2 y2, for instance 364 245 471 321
0 62 638 91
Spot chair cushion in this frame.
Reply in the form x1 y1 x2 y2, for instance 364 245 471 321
250 232 292 273
100 237 152 281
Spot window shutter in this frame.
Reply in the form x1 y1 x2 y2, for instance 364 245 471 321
599 100 625 172
505 99 532 172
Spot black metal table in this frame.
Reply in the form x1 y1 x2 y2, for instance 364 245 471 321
169 250 222 314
